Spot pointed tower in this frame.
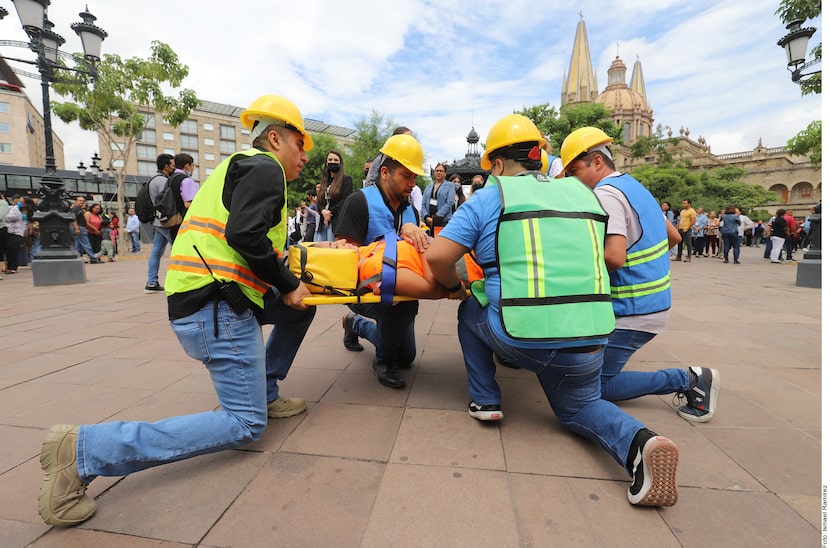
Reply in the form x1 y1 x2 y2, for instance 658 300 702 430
561 16 598 106
629 56 649 107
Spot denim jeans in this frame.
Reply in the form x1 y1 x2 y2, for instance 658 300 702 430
457 299 643 468
722 232 741 261
349 300 418 367
601 329 689 401
73 227 96 259
147 226 173 285
129 230 141 252
77 301 267 481
261 289 316 402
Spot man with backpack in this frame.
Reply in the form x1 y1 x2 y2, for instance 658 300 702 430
144 153 199 292
143 154 175 292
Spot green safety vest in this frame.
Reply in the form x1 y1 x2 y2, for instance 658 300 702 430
491 174 615 342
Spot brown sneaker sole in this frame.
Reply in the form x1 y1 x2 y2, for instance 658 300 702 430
634 437 679 507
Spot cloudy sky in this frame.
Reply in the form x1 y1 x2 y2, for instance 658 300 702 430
3 0 822 171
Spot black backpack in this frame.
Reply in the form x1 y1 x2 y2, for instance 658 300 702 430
135 180 157 223
154 172 187 227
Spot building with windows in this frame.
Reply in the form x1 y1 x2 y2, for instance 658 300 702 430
0 56 65 171
101 99 356 182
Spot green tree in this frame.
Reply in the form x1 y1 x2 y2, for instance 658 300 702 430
632 164 775 215
776 0 821 95
785 120 821 164
515 102 621 154
629 125 678 165
51 41 199 249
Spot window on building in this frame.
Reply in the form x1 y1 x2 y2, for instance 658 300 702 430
163 148 175 155
241 128 250 136
203 122 214 131
204 152 216 161
191 167 200 180
205 167 214 176
0 102 8 113
220 153 231 161
137 160 155 176
204 138 215 146
163 132 175 141
112 159 124 168
241 143 251 150
0 122 10 133
136 144 156 160
220 139 235 153
180 119 197 133
139 128 156 144
220 124 235 139
180 134 198 149
0 143 11 153
801 186 813 198
111 142 125 151
140 112 155 128
183 150 199 163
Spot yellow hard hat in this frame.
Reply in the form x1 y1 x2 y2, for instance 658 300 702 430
379 134 425 176
481 114 546 170
540 149 550 175
240 95 314 151
560 127 613 170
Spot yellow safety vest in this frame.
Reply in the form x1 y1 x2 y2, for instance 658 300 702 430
165 148 288 308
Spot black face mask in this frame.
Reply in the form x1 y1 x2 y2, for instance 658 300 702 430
327 162 341 173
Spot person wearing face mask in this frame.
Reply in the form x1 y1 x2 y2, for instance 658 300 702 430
315 150 353 242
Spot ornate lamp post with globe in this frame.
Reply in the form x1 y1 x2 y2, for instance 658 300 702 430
1 0 107 285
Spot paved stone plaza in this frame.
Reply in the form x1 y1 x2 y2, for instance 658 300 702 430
0 247 821 547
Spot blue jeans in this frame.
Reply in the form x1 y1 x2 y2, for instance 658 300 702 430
601 329 689 401
147 226 173 285
457 300 643 468
722 232 741 261
129 230 141 252
349 300 418 366
77 301 267 481
261 289 316 402
73 227 96 259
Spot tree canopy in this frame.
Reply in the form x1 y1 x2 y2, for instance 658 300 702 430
514 102 621 154
785 120 821 165
51 41 198 246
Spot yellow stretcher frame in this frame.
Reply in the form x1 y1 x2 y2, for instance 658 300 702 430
302 294 417 306
302 291 470 306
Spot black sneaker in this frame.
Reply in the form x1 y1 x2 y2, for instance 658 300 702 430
677 367 720 423
144 283 164 293
342 313 364 352
627 428 679 507
468 401 503 421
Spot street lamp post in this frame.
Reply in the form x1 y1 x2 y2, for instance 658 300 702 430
778 19 822 288
777 19 821 83
3 0 107 286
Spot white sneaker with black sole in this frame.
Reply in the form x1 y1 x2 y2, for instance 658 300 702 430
468 401 503 421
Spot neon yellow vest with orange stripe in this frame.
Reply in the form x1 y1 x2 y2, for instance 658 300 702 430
165 148 287 308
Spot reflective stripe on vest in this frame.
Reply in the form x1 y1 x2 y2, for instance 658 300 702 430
165 148 287 308
595 173 671 316
494 175 615 342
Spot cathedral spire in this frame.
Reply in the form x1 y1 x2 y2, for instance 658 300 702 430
629 56 649 107
561 17 598 106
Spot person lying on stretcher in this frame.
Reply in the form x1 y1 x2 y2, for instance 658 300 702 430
314 238 480 299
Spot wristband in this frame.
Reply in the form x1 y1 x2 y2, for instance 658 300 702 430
445 280 463 293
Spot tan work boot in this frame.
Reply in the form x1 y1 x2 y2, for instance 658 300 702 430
38 425 96 526
267 397 307 418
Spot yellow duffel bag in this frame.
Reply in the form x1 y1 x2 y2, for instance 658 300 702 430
287 242 359 295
